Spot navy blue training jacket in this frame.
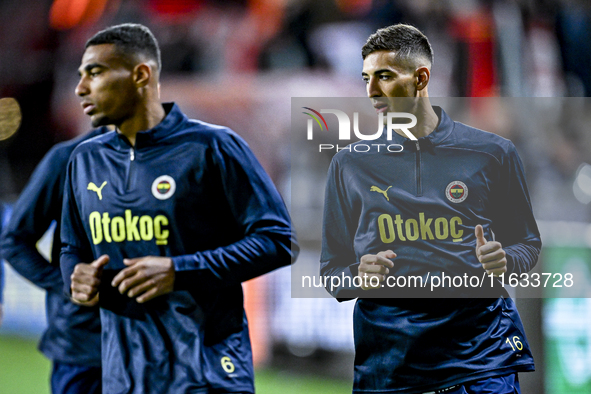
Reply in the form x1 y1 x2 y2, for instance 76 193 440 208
0 204 6 305
321 107 541 393
61 103 298 394
0 129 105 366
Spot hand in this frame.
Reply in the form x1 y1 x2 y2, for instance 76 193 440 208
111 256 175 303
358 250 396 290
475 225 507 276
71 255 110 306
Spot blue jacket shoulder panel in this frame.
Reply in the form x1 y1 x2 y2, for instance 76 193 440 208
442 120 517 163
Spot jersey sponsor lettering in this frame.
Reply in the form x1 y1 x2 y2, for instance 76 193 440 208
88 210 169 245
377 212 464 243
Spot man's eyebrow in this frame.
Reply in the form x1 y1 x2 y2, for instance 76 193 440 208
362 69 394 77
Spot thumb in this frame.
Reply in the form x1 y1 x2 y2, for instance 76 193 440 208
91 254 110 270
475 225 487 249
385 250 397 259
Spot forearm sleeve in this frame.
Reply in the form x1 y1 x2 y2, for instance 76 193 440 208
495 143 541 275
0 147 67 292
172 132 298 289
320 159 363 300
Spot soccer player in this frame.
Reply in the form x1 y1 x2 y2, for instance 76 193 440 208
320 24 541 393
0 133 105 392
0 203 5 328
60 23 297 394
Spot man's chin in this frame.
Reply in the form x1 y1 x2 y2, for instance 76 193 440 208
90 115 110 128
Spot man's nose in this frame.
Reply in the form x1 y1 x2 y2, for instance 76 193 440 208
367 77 382 97
75 77 89 96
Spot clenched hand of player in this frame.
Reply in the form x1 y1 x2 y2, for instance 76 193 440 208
358 250 396 290
71 254 110 306
475 224 507 276
112 256 175 303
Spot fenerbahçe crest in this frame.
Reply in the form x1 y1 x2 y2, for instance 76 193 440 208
152 175 176 200
446 181 468 203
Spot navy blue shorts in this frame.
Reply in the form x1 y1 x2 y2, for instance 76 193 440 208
51 362 101 394
424 373 520 394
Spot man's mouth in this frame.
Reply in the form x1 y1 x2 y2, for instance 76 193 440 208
373 102 389 113
81 102 95 115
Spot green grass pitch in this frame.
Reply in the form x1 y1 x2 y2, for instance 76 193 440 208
0 335 351 394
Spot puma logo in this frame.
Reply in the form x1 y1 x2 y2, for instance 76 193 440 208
88 181 107 200
370 185 392 201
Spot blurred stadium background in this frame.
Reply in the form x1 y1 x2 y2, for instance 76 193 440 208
1 0 591 393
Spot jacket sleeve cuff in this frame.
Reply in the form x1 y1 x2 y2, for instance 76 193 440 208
171 254 200 272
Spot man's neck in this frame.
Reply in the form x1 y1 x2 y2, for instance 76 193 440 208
117 103 166 146
392 99 439 140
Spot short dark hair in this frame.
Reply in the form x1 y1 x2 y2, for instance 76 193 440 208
362 24 433 69
86 23 161 70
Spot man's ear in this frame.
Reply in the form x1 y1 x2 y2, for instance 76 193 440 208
133 63 151 88
415 66 430 91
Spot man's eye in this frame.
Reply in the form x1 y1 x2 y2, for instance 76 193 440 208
379 75 391 80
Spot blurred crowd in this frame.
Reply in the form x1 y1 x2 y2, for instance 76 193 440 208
1 0 591 222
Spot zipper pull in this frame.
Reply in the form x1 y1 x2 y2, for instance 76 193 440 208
130 148 135 161
415 141 420 151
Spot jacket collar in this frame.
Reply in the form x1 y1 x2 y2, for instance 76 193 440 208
383 106 454 151
112 102 187 150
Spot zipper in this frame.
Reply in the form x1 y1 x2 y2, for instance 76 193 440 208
126 146 135 190
415 141 422 196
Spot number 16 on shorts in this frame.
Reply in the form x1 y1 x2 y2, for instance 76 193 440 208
505 336 523 352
